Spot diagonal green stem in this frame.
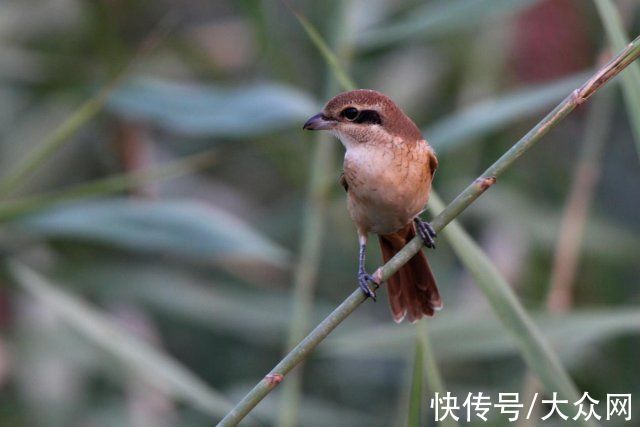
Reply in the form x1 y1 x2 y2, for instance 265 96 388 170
286 6 357 92
217 33 640 427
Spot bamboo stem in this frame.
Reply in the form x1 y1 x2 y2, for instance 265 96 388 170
216 34 640 427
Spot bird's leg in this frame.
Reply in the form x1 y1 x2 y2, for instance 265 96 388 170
357 233 377 301
414 217 437 249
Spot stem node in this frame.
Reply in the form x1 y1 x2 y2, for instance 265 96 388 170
474 176 497 191
265 373 284 387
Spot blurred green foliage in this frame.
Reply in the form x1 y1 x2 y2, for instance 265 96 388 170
0 1 639 426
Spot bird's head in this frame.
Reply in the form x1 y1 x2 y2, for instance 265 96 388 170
303 89 422 148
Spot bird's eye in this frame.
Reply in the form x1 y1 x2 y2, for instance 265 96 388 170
341 107 359 121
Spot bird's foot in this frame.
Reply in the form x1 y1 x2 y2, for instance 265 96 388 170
358 270 378 301
414 218 437 249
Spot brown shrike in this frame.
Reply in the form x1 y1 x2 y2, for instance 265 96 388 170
303 89 441 323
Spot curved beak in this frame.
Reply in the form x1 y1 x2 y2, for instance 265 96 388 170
303 113 335 131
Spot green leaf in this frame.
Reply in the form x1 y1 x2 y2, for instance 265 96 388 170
0 151 217 222
355 0 541 49
52 259 372 344
10 198 289 267
323 309 640 367
71 260 293 341
467 185 640 260
8 261 236 420
426 72 590 153
593 0 640 158
107 79 317 137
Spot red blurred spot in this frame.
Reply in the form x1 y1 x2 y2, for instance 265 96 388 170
510 0 592 83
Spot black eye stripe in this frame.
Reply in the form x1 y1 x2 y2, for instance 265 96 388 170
354 110 382 125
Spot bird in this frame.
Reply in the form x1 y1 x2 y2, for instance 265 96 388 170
303 89 441 323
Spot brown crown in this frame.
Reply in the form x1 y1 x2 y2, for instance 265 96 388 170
322 89 423 141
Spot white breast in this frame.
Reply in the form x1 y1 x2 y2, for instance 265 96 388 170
342 140 431 235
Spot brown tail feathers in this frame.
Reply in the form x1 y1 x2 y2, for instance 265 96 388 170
378 223 441 323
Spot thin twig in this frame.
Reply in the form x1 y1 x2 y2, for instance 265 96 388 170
216 34 640 427
281 1 357 93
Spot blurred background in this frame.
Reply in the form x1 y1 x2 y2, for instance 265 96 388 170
0 0 639 426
